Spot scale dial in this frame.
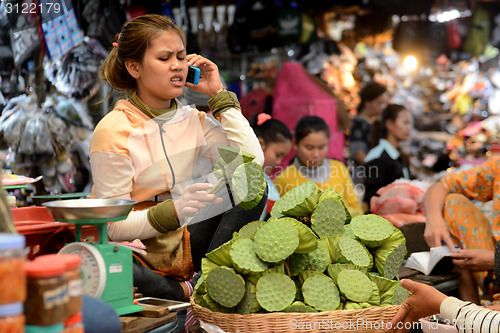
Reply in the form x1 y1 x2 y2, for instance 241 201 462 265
59 242 107 298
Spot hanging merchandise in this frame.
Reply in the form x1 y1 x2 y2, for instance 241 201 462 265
463 4 491 58
277 2 302 45
4 3 40 68
44 38 108 101
0 93 93 194
40 0 84 61
227 0 281 53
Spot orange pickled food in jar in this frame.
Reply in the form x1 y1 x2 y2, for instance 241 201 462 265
36 254 82 317
0 302 25 333
0 234 26 304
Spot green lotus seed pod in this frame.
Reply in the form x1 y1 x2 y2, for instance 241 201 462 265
238 220 266 239
203 293 235 313
326 263 367 284
287 218 318 254
311 188 351 237
230 238 268 274
337 269 372 303
256 273 295 312
201 258 220 276
297 269 323 285
289 253 310 277
284 301 317 313
206 238 236 267
350 214 396 248
342 224 356 239
344 301 362 310
253 218 299 263
271 182 321 218
305 238 330 273
367 281 380 306
194 274 206 295
206 267 245 308
374 228 407 279
237 282 261 314
369 273 408 305
232 162 266 211
302 274 340 311
329 235 372 270
218 146 256 164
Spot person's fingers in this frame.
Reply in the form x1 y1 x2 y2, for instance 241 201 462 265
399 279 418 293
186 182 214 193
451 259 466 268
388 304 409 330
442 234 456 253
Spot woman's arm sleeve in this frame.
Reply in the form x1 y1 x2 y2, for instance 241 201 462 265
205 91 264 166
90 151 161 241
440 297 500 333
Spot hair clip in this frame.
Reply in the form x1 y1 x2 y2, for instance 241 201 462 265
257 113 272 125
112 33 122 48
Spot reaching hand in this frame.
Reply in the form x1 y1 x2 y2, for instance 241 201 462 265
386 279 447 333
174 183 223 221
424 216 455 252
450 249 495 271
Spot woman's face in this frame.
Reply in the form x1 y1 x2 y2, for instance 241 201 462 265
387 109 412 142
260 140 292 174
365 94 388 117
294 131 329 168
129 31 188 109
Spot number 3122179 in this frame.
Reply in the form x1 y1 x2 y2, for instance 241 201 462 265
4 2 62 15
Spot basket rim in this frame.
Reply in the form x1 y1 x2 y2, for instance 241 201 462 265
190 298 400 319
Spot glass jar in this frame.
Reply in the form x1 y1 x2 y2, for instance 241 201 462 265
25 323 64 333
0 234 26 304
36 254 82 317
0 302 24 333
63 312 84 333
24 261 68 326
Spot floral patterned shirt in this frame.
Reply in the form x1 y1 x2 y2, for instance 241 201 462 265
441 156 500 241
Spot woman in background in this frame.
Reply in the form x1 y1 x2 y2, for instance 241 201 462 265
274 115 362 214
364 104 412 206
349 81 388 189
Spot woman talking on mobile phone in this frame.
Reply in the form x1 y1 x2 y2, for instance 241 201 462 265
91 14 266 302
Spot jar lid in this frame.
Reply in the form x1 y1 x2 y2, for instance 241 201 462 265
25 260 65 278
64 312 82 326
25 323 64 333
0 233 25 251
36 254 81 271
0 302 22 317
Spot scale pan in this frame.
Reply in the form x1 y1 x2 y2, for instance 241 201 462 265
42 199 137 221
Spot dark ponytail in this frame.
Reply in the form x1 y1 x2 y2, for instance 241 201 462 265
250 113 292 144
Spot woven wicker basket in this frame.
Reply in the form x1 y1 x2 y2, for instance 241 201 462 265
191 300 400 333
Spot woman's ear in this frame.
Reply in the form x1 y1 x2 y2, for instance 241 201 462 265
125 60 140 79
258 137 266 150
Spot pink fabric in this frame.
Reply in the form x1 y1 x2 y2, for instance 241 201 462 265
272 62 344 173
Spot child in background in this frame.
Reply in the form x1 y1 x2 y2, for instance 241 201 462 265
274 115 362 214
251 113 293 220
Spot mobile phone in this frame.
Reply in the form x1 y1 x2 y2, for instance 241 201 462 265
187 66 200 85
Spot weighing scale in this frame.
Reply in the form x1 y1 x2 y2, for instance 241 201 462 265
43 199 144 316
